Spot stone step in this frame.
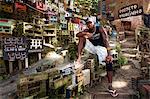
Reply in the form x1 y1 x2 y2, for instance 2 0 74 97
91 92 137 99
124 31 135 37
128 59 141 69
121 42 137 48
119 35 136 42
122 53 137 59
126 37 136 42
122 48 138 54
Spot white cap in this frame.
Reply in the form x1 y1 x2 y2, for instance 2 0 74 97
86 18 94 25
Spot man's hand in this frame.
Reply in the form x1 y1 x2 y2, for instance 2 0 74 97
84 32 93 39
106 55 113 62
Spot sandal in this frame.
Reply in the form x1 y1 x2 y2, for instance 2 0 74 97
110 91 119 97
108 88 119 97
108 88 116 93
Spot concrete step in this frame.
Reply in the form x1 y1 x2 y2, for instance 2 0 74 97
126 37 136 42
122 48 138 54
119 37 136 42
88 92 137 99
124 31 135 37
121 42 137 48
122 53 137 59
128 59 141 69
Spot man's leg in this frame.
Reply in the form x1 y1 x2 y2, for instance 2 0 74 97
94 46 113 88
106 62 113 90
106 62 118 97
107 71 113 89
77 37 86 63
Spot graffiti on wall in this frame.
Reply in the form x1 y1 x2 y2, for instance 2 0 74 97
28 39 43 53
119 4 143 18
3 37 28 61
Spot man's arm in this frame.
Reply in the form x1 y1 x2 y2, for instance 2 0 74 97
76 29 89 37
76 32 88 37
99 27 111 55
76 29 93 38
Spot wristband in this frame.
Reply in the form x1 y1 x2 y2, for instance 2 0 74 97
107 47 111 51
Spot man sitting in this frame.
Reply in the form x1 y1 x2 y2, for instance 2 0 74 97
76 18 118 97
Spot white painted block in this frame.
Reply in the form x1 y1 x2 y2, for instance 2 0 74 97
82 69 90 86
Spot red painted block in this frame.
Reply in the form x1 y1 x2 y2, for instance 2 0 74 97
15 2 27 11
36 2 46 11
140 84 150 99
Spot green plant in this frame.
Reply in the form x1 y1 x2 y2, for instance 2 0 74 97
117 55 128 66
12 21 24 37
0 76 3 81
3 75 7 80
115 43 121 53
68 42 77 60
0 75 9 80
0 60 5 68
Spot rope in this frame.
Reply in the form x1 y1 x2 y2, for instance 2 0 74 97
25 3 45 14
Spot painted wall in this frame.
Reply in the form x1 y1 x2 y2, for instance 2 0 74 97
111 0 149 32
113 0 143 19
105 0 116 13
107 0 149 19
113 15 143 31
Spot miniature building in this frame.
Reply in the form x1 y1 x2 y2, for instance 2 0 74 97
18 73 48 98
43 24 57 46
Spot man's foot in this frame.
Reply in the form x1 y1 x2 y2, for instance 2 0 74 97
76 58 81 64
74 59 83 69
108 87 119 97
108 88 116 93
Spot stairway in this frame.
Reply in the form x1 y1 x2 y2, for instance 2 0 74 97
82 60 141 99
92 92 137 99
80 91 137 99
80 30 141 99
120 31 138 60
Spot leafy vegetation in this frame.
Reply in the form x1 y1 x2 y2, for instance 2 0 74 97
12 21 24 37
115 43 121 53
68 42 77 61
117 54 128 66
76 0 99 16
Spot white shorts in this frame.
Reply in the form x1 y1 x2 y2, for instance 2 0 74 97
84 39 108 65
